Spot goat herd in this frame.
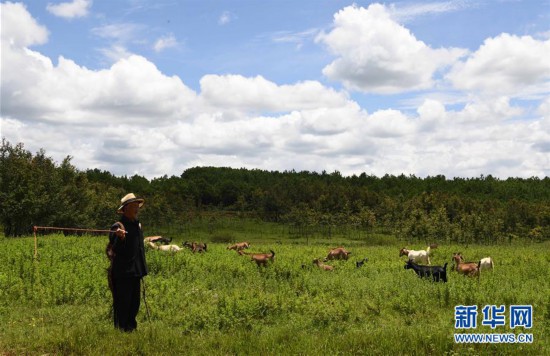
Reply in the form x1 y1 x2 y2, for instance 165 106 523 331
144 237 494 283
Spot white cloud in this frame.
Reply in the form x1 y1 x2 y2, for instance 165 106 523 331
447 33 550 97
153 34 178 52
417 99 447 131
91 23 149 63
1 2 49 47
537 97 550 117
218 11 236 25
199 74 350 114
97 44 133 63
456 97 523 123
271 28 320 50
389 0 474 22
365 109 416 138
317 4 467 94
2 2 549 179
91 23 143 42
46 0 92 19
1 31 197 126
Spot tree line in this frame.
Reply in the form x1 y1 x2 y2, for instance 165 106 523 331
1 139 549 243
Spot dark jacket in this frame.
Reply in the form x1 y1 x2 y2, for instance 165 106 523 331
109 215 148 279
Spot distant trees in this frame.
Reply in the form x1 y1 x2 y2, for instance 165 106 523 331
0 139 122 236
1 139 549 242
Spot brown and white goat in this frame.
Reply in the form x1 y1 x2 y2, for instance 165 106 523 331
458 254 494 272
452 253 480 278
324 247 351 261
313 258 334 271
227 242 250 251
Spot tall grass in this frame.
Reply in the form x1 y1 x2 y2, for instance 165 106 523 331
0 232 548 355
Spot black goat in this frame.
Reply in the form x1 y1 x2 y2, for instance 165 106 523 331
155 236 172 245
356 258 369 268
404 260 448 282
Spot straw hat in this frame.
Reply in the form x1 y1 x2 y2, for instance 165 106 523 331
117 193 145 213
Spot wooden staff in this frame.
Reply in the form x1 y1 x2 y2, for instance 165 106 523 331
33 225 114 259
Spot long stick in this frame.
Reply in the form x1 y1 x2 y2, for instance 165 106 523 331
34 226 114 233
33 225 114 258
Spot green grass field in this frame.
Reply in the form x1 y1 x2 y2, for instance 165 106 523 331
0 232 548 355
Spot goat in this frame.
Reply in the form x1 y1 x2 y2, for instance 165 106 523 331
452 253 480 278
227 242 250 251
404 260 448 282
182 241 207 253
313 258 334 271
399 245 436 265
248 250 275 267
324 247 351 261
193 242 207 253
356 258 369 268
457 254 494 272
146 241 181 252
144 236 172 245
479 257 494 272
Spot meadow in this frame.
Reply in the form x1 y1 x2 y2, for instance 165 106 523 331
0 228 548 355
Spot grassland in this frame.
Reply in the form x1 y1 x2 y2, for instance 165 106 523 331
0 228 548 355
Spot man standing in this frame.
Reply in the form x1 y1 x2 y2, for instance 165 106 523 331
109 193 148 332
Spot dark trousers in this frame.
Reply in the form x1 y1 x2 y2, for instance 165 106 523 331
113 276 141 332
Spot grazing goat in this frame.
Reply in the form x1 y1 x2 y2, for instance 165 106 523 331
182 241 207 253
356 258 369 268
146 241 181 252
144 236 172 245
479 257 494 271
313 258 334 271
452 253 480 278
404 260 448 282
458 254 494 272
399 245 436 265
248 250 275 267
324 247 351 261
227 242 250 251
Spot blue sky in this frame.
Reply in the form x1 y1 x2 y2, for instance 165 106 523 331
1 0 550 178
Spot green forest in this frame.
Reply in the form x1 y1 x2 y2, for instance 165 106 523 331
1 139 549 243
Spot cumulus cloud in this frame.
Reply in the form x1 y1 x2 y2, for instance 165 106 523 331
2 52 197 126
1 2 49 47
1 2 549 178
46 0 92 19
537 97 550 117
199 74 351 114
447 33 550 97
317 4 467 94
1 6 197 128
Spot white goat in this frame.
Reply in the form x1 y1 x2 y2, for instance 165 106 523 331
479 257 494 272
399 245 435 265
147 241 181 252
